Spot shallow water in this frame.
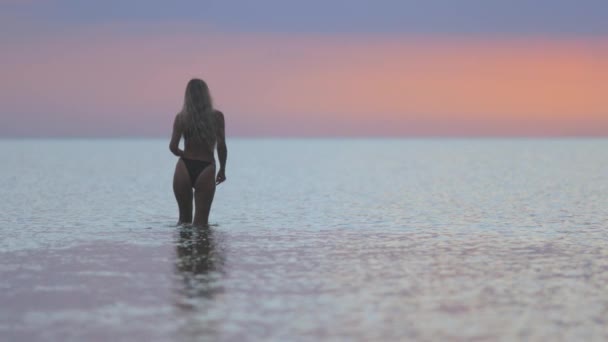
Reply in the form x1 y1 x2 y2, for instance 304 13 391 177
1 139 607 341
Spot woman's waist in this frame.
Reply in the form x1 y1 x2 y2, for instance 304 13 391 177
181 150 215 162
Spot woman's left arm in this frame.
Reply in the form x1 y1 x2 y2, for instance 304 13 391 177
169 114 184 157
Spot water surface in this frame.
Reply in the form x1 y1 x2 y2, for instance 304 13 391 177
1 139 607 341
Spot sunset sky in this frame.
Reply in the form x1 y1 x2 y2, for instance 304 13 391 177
0 0 606 137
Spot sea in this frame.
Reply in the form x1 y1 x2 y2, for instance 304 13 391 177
1 138 607 341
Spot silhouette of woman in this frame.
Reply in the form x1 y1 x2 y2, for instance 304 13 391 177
170 79 227 227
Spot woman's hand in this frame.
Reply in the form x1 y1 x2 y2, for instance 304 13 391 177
216 169 226 185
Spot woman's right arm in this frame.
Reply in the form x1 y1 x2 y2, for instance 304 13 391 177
215 111 227 184
169 114 184 157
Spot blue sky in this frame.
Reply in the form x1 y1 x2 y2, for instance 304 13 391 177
3 0 607 36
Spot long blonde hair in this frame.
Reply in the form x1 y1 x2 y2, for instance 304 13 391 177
180 78 217 150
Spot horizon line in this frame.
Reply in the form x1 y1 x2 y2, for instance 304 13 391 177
1 135 607 140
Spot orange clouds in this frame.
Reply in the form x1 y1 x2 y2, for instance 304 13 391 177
0 29 606 136
250 37 607 122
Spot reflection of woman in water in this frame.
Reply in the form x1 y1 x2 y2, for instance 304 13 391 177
174 227 224 300
170 79 228 227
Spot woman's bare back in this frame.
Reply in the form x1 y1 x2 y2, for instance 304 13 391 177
174 112 215 162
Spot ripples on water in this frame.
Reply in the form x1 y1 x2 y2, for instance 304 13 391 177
1 139 607 341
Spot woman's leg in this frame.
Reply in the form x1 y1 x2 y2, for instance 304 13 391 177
173 159 193 224
192 164 216 227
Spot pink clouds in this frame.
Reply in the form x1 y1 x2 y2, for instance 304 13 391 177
1 28 607 137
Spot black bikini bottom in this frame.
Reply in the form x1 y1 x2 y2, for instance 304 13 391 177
181 157 212 187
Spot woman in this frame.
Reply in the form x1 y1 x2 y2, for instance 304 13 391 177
169 78 227 227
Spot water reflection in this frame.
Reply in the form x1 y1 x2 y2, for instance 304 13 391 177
174 226 225 306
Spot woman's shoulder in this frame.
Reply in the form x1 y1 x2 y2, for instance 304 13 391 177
174 112 187 129
213 110 225 122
